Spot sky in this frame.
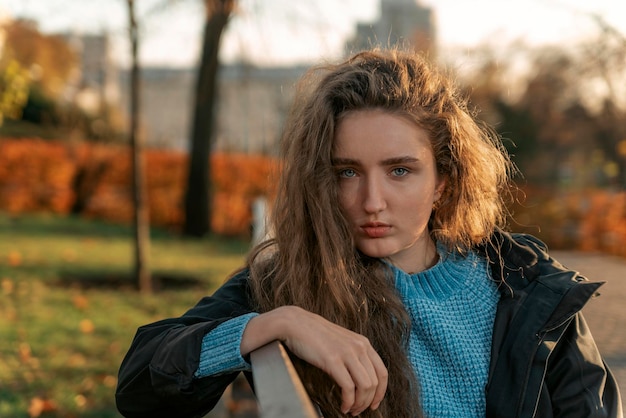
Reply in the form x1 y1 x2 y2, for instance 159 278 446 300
2 0 626 68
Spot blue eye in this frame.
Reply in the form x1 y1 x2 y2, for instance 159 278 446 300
339 168 357 178
391 167 409 176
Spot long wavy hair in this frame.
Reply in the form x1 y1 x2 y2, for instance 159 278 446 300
246 49 513 417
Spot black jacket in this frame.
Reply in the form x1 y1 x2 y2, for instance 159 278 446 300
116 232 623 417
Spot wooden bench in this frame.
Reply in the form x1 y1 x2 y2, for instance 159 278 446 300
250 341 319 418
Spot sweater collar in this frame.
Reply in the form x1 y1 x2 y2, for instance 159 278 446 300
390 246 485 300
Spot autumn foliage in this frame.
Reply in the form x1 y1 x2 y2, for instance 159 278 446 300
0 138 76 213
2 138 626 255
2 20 78 98
0 138 279 236
510 186 626 258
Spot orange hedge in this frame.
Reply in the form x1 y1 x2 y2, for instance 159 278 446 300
2 138 626 253
0 138 279 236
0 139 76 213
510 186 626 258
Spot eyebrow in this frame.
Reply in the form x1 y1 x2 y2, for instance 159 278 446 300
331 156 420 166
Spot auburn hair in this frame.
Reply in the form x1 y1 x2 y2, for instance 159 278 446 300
247 48 513 417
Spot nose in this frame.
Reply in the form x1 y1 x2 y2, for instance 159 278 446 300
362 176 387 214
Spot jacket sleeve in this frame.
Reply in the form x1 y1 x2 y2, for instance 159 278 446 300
115 270 256 418
544 313 623 418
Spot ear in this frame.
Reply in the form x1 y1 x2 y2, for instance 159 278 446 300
434 177 446 202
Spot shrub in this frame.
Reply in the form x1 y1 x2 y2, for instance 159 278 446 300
0 138 279 236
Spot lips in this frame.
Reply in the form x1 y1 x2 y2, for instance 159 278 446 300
360 222 391 238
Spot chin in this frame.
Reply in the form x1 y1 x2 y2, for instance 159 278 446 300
357 242 396 259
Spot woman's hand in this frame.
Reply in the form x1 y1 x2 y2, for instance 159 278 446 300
241 306 388 416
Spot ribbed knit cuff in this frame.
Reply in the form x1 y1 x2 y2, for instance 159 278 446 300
194 312 258 378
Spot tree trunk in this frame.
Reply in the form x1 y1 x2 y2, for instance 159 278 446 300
183 0 233 237
127 0 152 293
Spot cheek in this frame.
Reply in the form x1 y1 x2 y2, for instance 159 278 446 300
337 196 356 223
337 190 364 228
336 183 356 211
403 189 436 217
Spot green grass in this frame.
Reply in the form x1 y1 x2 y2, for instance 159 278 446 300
0 212 250 417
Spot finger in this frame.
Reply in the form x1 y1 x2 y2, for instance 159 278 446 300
321 353 358 415
330 368 356 415
345 357 377 415
369 347 388 410
319 346 375 415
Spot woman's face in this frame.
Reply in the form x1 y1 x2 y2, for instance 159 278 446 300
332 109 444 273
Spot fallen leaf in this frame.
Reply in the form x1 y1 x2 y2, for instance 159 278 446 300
2 278 14 295
8 251 22 267
72 294 89 310
79 319 95 334
18 342 31 363
28 397 57 417
74 394 87 408
63 249 77 262
27 397 43 418
68 353 87 367
103 375 117 388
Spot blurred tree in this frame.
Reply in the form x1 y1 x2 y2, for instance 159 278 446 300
515 48 581 184
127 0 152 293
459 47 539 180
0 60 30 125
463 23 626 189
493 100 538 177
580 16 626 187
1 19 78 99
520 19 626 188
183 0 235 237
595 99 626 187
20 83 60 125
1 19 124 141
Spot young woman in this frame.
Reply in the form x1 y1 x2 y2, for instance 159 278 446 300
116 49 622 418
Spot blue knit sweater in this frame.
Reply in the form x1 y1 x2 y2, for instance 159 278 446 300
195 248 500 417
392 249 500 417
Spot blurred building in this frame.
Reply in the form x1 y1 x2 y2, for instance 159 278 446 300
346 0 436 57
63 32 121 115
118 67 194 149
117 0 436 153
215 63 307 154
118 64 306 153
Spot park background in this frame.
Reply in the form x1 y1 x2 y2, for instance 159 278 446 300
1 0 626 416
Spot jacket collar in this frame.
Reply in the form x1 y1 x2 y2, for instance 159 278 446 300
479 229 543 298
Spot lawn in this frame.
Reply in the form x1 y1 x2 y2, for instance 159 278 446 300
0 212 251 417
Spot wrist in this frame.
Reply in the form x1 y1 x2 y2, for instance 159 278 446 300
240 306 298 355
